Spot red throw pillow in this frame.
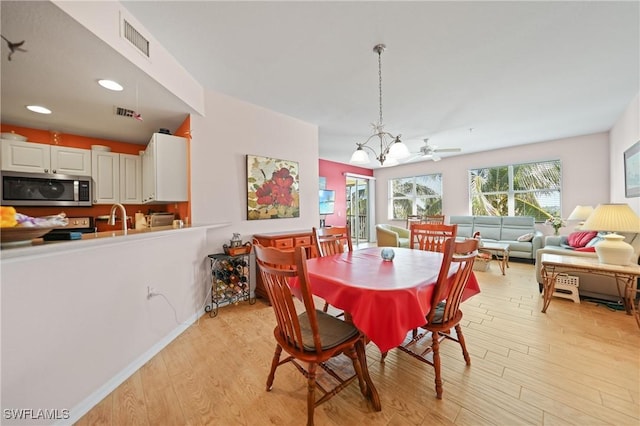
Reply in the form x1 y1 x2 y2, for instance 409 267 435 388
574 247 596 252
567 231 597 248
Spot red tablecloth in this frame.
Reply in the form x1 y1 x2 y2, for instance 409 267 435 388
303 247 480 353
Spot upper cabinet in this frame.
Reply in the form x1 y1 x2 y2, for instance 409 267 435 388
91 150 119 204
120 153 142 204
91 151 143 205
142 133 188 204
1 139 92 176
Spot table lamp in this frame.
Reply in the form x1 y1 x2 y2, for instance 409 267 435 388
581 203 640 265
567 205 594 229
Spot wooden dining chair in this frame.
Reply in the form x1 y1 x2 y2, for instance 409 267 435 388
313 226 353 257
410 223 458 253
423 214 445 224
312 226 352 316
406 214 423 230
398 238 479 399
254 243 380 425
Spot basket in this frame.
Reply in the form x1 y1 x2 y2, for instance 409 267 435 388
223 242 252 256
473 252 491 272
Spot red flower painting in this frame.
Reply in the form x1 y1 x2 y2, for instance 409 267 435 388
247 155 299 220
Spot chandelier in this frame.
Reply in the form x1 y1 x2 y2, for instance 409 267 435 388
350 44 410 166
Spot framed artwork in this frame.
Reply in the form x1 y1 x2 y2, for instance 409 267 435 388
247 155 300 220
624 141 640 198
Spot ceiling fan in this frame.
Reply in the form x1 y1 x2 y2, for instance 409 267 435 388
407 138 462 162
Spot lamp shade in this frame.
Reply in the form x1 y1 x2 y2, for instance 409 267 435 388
387 140 411 160
581 204 640 233
581 203 640 265
350 147 370 165
567 205 594 221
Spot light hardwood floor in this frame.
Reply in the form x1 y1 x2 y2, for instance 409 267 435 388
77 261 640 425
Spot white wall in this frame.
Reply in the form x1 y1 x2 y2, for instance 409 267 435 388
190 90 319 248
609 92 640 214
374 132 610 236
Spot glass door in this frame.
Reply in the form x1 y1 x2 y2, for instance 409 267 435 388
346 175 373 246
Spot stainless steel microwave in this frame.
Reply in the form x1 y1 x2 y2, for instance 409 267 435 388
1 171 92 207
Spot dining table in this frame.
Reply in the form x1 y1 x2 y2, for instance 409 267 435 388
303 247 481 353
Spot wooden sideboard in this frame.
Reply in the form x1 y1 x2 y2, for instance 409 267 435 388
252 230 316 301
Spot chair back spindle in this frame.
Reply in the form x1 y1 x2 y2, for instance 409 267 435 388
410 223 458 253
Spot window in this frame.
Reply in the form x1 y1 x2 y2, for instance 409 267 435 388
389 174 442 220
469 160 561 221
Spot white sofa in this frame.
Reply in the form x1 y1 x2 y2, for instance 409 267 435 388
535 233 640 301
449 216 544 261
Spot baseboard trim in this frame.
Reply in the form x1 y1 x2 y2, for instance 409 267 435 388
59 310 202 425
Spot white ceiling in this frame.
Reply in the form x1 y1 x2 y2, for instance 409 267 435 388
2 1 639 168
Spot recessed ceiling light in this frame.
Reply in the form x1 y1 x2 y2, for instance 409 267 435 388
98 79 124 91
26 105 52 114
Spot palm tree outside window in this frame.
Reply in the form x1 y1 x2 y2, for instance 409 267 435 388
389 174 442 220
469 160 561 221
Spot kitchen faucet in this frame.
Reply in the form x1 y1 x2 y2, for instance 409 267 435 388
108 203 128 235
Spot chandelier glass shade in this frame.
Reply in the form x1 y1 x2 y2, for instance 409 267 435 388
350 44 410 166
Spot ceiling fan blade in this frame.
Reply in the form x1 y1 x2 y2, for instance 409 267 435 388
433 147 462 153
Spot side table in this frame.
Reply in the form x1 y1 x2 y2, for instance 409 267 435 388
540 253 640 329
479 242 510 275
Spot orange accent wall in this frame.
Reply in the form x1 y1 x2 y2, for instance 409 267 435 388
1 123 192 222
1 125 143 155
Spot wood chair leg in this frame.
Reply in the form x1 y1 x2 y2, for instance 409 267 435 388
455 324 471 365
266 344 282 391
432 332 443 399
307 362 317 426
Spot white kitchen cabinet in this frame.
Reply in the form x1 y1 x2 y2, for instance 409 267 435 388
50 146 92 175
142 133 188 203
91 151 119 204
92 151 143 205
1 139 50 173
1 139 92 176
119 153 142 204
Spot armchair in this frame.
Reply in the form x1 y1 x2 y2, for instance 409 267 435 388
376 224 411 248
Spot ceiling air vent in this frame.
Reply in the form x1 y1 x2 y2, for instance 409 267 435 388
122 18 150 58
114 106 137 118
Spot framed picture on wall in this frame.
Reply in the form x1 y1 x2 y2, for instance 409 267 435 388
624 141 640 198
247 155 300 220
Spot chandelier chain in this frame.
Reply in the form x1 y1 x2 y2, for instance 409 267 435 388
378 48 383 126
350 43 409 166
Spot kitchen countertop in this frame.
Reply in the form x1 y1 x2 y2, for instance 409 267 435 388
0 222 231 261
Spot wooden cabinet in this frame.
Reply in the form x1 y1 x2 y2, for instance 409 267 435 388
1 139 91 175
142 133 188 204
252 231 316 301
